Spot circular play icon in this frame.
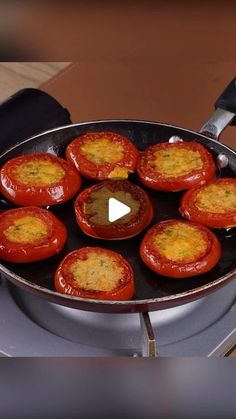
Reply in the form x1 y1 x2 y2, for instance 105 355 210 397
74 180 153 240
108 197 131 222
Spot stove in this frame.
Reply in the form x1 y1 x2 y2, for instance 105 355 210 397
0 276 235 357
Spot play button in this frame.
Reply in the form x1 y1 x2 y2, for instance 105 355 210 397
108 197 131 222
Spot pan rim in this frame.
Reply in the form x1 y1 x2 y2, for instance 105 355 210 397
0 118 235 308
1 260 235 306
0 118 235 160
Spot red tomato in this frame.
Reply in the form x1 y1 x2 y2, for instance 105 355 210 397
54 247 135 300
180 178 236 228
0 207 67 263
140 220 221 278
74 180 153 239
137 141 216 191
0 153 81 207
66 131 139 181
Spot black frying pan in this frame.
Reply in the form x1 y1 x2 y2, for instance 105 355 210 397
0 78 236 313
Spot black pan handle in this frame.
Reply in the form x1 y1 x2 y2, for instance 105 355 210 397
215 77 236 122
200 77 236 140
0 88 72 153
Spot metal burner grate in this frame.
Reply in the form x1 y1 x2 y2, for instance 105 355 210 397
0 278 234 357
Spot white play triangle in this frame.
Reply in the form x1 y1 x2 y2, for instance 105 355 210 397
108 197 131 222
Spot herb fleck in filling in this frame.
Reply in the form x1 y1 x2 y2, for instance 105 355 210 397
4 216 48 243
151 147 203 176
195 184 236 213
153 223 207 262
69 252 124 291
12 160 65 186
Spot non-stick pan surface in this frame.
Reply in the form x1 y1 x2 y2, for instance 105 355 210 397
0 119 236 313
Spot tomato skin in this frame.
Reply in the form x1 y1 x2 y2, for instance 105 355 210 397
180 178 236 229
66 131 139 181
54 247 135 300
74 180 153 240
0 153 81 207
137 141 216 192
0 207 67 263
140 220 221 278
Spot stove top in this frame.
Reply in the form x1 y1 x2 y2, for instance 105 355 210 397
0 277 235 357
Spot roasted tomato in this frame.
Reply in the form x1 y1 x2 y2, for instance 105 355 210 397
66 131 139 181
0 207 67 263
54 247 135 300
74 180 153 240
137 141 216 191
180 178 236 228
140 220 221 278
0 153 81 207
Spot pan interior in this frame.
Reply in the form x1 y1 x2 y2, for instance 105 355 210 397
1 120 236 306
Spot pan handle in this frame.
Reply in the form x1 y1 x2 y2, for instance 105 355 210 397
200 77 236 140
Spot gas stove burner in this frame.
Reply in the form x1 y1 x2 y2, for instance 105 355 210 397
12 284 234 351
0 278 235 357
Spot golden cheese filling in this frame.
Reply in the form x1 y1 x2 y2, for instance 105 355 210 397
151 147 203 177
153 223 207 263
108 166 130 180
12 160 65 186
195 183 236 213
69 252 124 291
4 215 48 243
80 138 124 164
84 187 140 225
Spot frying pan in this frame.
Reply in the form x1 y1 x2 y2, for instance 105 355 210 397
0 78 236 314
